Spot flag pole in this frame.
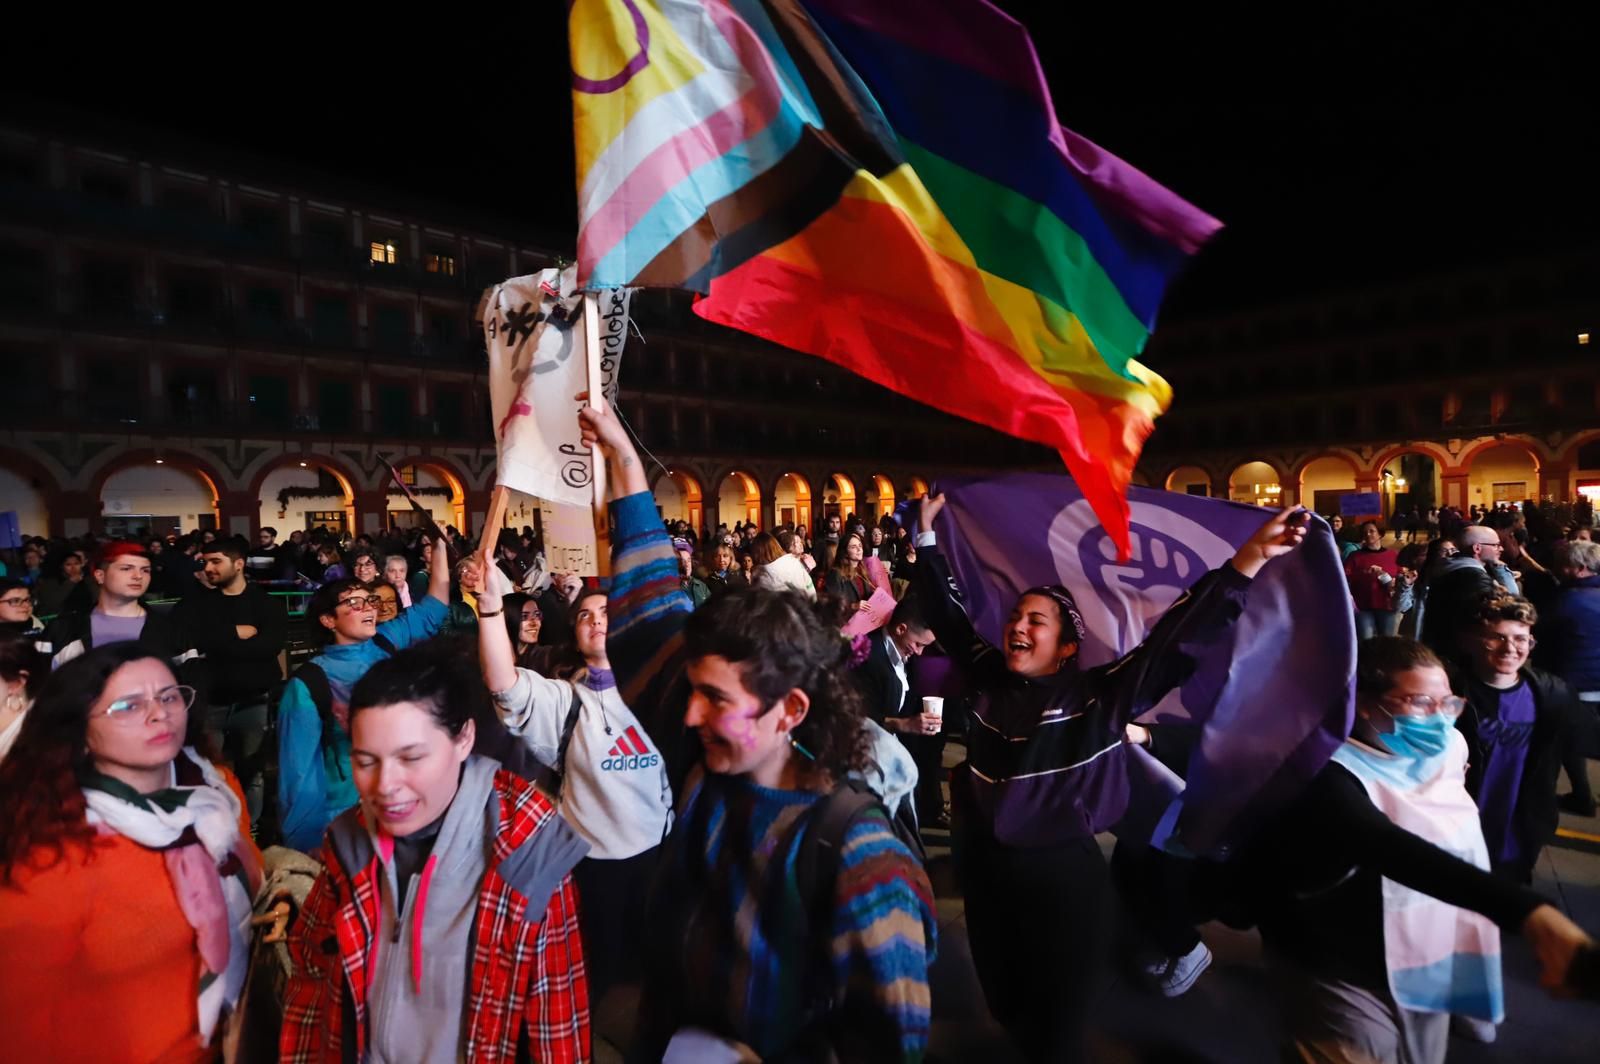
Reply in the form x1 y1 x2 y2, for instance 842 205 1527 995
583 292 613 578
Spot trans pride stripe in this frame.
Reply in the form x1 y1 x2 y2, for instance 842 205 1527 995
569 0 1221 553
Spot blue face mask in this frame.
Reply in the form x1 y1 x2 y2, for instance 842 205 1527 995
1377 710 1458 761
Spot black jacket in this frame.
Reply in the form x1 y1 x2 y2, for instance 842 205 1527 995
1452 664 1584 869
171 583 288 703
854 631 910 725
43 605 189 667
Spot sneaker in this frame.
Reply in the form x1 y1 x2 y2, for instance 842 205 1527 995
1558 792 1598 817
1451 1015 1497 1043
1145 941 1212 998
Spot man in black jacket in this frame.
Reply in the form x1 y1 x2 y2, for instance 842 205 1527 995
1420 525 1521 662
174 536 288 828
854 595 943 826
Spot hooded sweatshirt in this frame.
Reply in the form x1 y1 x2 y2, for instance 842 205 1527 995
324 756 588 1064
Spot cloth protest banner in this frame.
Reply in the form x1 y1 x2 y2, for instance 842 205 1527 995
933 472 1354 854
484 266 632 507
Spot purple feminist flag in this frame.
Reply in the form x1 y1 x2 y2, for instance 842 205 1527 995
932 472 1354 855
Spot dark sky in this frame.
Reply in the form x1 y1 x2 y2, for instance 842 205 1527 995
9 4 1597 321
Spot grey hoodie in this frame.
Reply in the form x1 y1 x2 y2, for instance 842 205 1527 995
326 755 588 1064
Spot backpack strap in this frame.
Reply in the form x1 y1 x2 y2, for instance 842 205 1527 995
549 683 585 794
372 632 397 656
293 662 334 733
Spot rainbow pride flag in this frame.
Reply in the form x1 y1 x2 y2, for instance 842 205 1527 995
569 0 1221 552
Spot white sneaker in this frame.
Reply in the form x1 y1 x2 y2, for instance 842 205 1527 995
1147 941 1212 998
1450 1015 1497 1044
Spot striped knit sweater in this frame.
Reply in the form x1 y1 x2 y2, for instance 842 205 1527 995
604 491 697 784
637 769 936 1061
603 494 936 1059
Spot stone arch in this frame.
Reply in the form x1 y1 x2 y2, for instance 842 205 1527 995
867 474 896 518
0 446 65 537
714 469 763 529
247 454 360 535
1366 441 1455 478
387 454 470 533
1163 464 1213 496
88 448 225 534
1461 439 1542 508
772 471 812 529
907 476 930 499
1228 459 1287 506
824 472 858 522
651 467 705 530
1455 435 1545 475
1294 452 1362 515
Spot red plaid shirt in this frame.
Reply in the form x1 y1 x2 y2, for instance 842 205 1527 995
280 770 590 1063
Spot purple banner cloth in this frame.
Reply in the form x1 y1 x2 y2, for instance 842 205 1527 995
932 472 1355 855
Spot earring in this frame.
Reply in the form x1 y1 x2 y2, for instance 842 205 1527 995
788 733 816 761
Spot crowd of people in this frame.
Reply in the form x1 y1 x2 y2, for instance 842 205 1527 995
1 418 1598 1063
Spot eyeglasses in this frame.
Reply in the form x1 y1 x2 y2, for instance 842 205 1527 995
1480 633 1535 650
0 595 33 608
1380 693 1467 717
100 685 196 723
337 595 378 611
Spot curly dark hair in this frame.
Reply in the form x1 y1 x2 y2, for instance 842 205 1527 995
0 644 210 883
684 587 871 782
1470 592 1538 628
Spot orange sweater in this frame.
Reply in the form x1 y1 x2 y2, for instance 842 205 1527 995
0 771 257 1064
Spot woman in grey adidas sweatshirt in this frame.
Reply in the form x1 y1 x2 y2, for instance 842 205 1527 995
477 409 675 1004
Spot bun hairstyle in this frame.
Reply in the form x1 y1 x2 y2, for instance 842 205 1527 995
685 587 871 778
348 635 483 739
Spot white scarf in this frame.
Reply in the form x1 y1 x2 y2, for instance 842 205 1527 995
81 749 257 1046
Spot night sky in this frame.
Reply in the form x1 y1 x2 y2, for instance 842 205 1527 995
9 4 1597 322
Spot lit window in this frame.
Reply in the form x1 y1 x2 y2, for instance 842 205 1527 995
1581 332 1591 345
399 465 417 487
425 254 457 276
369 241 397 265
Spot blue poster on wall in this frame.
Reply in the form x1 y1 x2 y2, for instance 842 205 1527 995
0 511 20 550
1339 492 1382 520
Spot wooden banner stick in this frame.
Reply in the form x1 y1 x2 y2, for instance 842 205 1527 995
583 292 613 579
480 483 511 579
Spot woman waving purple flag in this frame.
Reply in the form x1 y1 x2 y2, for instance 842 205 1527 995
911 482 1326 1062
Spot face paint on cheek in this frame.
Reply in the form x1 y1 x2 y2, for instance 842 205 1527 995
721 710 763 750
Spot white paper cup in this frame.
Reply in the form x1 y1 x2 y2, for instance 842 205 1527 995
921 696 944 720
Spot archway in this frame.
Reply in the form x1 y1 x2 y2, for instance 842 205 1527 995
1297 455 1360 517
252 457 357 534
718 470 762 529
0 461 53 538
100 463 219 538
386 459 467 533
1569 437 1600 505
908 476 930 499
1228 460 1283 507
1164 465 1212 497
1465 442 1540 509
653 469 704 530
1378 452 1442 526
774 471 812 529
825 473 857 522
868 474 896 518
